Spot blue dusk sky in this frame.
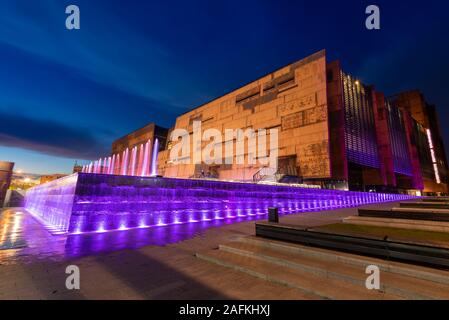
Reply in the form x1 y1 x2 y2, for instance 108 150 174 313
0 0 448 174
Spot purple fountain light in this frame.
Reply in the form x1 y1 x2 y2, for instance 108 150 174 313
24 174 78 234
150 138 159 177
24 173 417 235
25 173 412 233
82 138 156 178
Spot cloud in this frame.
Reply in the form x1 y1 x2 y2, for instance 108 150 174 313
0 0 200 110
0 110 109 159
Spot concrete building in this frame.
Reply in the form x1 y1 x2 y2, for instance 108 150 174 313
391 91 449 195
73 162 83 174
112 123 168 156
82 123 169 177
40 174 68 184
159 50 330 182
101 50 447 195
0 161 14 207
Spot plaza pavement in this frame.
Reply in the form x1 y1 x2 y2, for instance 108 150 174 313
0 201 406 299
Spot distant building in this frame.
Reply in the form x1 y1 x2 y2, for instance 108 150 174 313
40 174 67 185
9 173 40 190
81 123 169 176
112 123 169 155
391 91 449 195
73 161 83 174
0 161 14 207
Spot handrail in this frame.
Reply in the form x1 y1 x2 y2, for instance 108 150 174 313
253 167 277 182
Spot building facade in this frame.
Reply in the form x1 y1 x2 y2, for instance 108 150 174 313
391 91 449 194
159 50 330 182
112 123 168 156
101 50 447 195
0 161 14 207
40 174 68 185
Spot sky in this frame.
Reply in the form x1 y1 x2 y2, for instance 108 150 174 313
0 0 448 174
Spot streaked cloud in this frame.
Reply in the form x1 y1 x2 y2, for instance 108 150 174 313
0 110 109 159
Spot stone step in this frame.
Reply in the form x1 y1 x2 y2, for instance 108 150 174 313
343 216 449 233
196 249 400 300
359 208 449 223
392 207 449 214
240 236 449 286
400 202 449 209
220 240 449 300
423 198 449 203
256 221 449 268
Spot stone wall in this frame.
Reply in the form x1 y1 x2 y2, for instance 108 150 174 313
112 123 168 155
0 161 14 207
160 50 331 181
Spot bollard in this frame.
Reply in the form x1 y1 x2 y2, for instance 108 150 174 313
268 207 279 223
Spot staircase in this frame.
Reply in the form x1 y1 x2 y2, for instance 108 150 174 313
196 236 449 300
252 167 278 183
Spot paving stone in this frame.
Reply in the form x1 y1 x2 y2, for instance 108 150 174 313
0 202 429 299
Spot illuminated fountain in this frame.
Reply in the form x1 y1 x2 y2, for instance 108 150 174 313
29 137 417 235
150 138 159 176
82 139 153 177
141 140 150 176
24 172 416 235
130 147 137 176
